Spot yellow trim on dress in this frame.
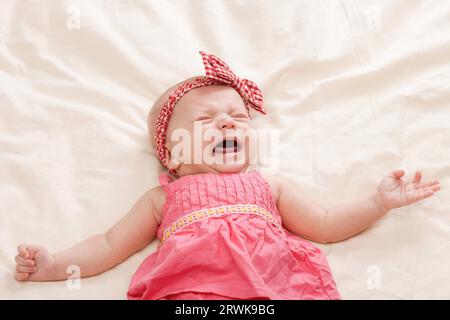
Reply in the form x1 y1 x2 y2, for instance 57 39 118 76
160 204 282 245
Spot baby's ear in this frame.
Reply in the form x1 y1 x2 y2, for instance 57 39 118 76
166 148 181 171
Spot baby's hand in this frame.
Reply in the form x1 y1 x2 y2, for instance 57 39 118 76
15 244 56 282
376 169 441 211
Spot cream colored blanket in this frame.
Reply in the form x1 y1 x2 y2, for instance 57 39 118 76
1 0 449 299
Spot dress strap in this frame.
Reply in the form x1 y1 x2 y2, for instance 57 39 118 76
158 173 173 187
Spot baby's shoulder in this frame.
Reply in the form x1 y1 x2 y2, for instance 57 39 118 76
257 172 301 202
146 185 166 225
257 172 283 201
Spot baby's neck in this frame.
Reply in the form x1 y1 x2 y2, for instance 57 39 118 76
175 164 255 179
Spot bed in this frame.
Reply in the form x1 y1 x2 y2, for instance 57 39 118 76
1 0 449 299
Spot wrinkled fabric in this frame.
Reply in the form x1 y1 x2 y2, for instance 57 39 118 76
2 0 449 300
127 171 340 300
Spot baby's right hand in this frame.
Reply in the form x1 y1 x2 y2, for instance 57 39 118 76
15 244 56 282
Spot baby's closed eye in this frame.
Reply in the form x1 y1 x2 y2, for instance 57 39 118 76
231 113 249 120
194 115 212 122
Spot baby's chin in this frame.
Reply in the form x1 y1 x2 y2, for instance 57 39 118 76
208 161 249 174
177 161 249 176
205 150 247 173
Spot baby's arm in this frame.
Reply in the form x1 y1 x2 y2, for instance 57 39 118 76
265 170 440 243
15 186 165 281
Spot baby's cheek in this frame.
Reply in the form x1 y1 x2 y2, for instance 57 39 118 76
187 129 214 163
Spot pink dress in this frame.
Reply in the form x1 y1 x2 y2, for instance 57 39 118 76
127 171 340 300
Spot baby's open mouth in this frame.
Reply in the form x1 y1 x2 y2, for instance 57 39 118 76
213 137 240 154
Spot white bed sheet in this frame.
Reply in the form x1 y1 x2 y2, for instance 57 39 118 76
1 0 449 299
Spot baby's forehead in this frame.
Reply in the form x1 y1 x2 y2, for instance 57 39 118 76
179 85 246 112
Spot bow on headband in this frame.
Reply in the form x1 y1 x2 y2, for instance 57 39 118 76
200 51 266 114
154 51 266 174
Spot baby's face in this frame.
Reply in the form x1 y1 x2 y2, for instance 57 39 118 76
165 85 253 176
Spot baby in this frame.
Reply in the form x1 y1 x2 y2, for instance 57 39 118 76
14 51 441 300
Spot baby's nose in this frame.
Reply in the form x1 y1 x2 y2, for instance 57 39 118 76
218 115 236 129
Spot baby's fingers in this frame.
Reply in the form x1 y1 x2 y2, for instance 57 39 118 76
430 183 441 192
15 272 30 281
412 170 422 183
17 244 30 259
422 188 435 199
16 264 37 274
391 169 405 179
415 180 440 190
412 188 435 203
15 254 35 267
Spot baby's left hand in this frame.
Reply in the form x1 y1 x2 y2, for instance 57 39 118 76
376 169 441 211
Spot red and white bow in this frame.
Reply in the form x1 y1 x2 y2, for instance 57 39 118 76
200 51 266 114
